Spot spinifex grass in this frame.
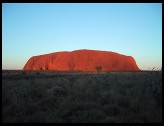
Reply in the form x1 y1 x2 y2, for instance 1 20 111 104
2 70 162 123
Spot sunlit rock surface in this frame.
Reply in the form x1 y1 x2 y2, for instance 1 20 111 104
23 49 140 71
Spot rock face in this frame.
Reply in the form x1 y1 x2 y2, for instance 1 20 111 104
23 49 140 71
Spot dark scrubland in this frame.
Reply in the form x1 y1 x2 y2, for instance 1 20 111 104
2 70 162 123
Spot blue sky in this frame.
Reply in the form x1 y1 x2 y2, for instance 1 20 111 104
2 3 162 70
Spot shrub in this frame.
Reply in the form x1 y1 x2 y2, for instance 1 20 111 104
103 104 121 116
22 71 27 75
145 69 162 106
2 70 162 123
36 71 40 75
95 66 102 73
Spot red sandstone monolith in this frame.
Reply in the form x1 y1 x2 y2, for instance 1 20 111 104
23 49 140 71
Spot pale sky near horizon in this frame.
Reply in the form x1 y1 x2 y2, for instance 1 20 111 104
2 3 162 70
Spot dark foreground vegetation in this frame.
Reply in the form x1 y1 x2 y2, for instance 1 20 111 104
2 70 162 123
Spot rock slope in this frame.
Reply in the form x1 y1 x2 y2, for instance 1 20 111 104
23 49 140 71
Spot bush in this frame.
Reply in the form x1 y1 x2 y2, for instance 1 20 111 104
2 70 162 123
145 70 162 106
95 66 102 73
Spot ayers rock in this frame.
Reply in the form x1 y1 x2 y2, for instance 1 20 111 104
23 49 140 71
